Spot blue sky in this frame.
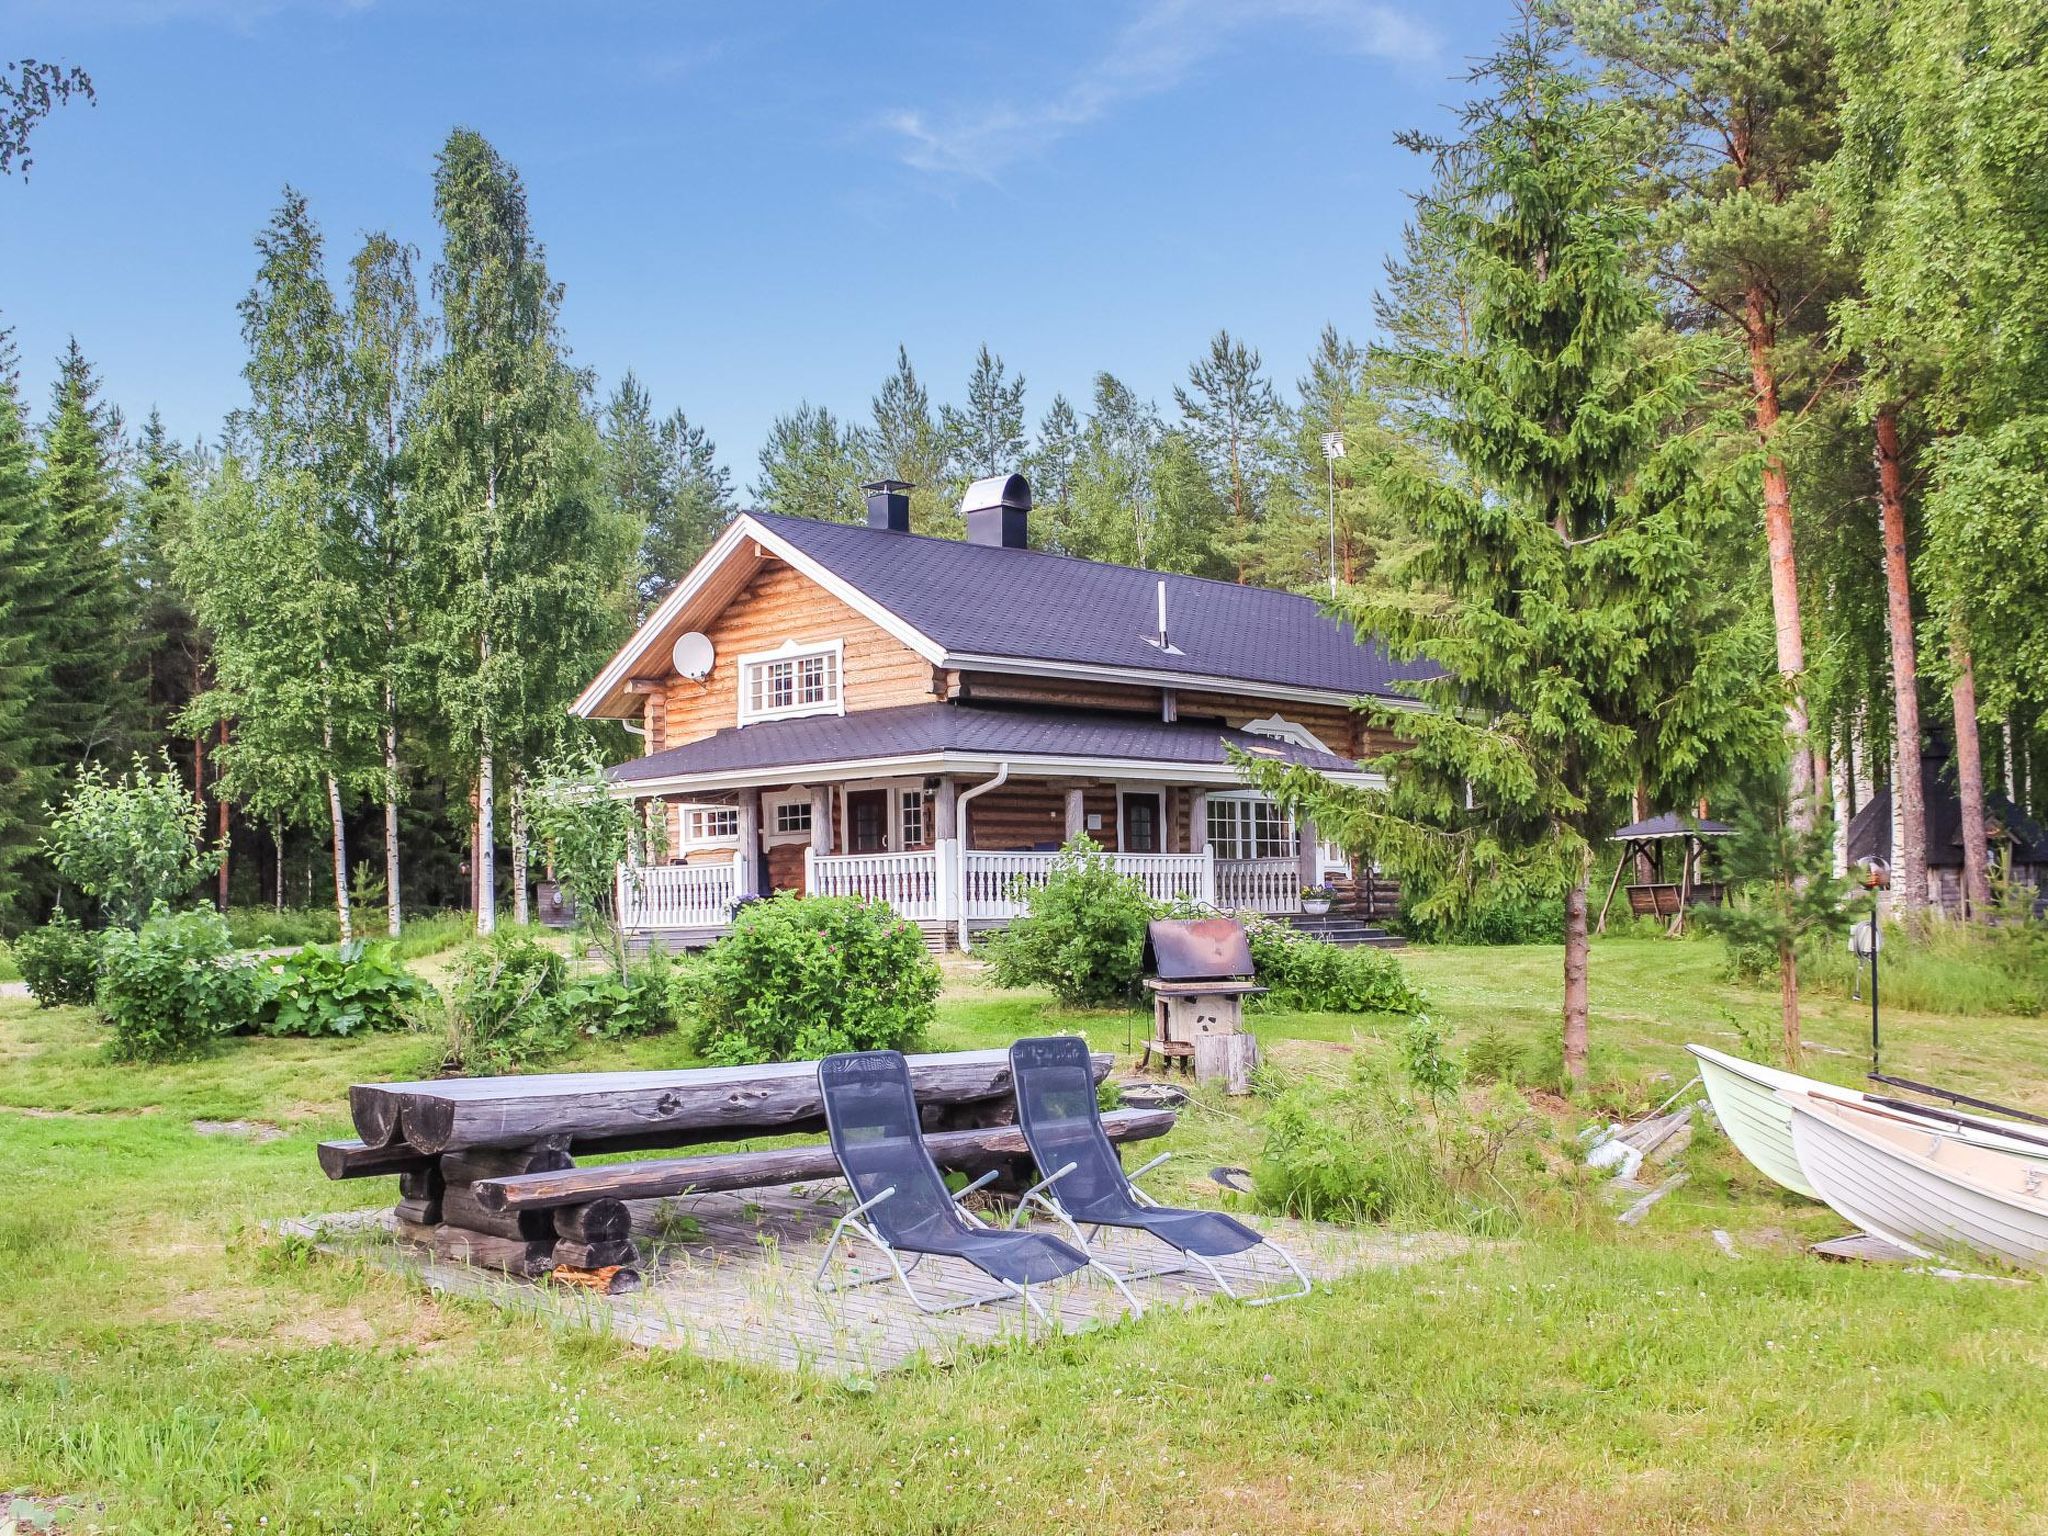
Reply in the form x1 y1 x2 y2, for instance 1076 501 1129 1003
0 0 1511 489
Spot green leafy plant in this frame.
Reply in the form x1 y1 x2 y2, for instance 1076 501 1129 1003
527 744 667 980
552 951 681 1041
220 905 339 949
94 906 259 1060
41 752 221 929
439 930 571 1074
688 893 938 1064
14 912 101 1007
982 836 1156 1007
254 939 429 1038
1463 1021 1520 1085
1244 919 1424 1014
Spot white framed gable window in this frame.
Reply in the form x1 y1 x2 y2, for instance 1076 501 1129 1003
738 639 844 726
677 803 740 848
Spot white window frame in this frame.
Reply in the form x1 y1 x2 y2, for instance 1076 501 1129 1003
763 787 815 847
676 801 741 850
1116 782 1169 854
898 787 929 850
1241 713 1336 755
1206 791 1298 862
737 638 845 726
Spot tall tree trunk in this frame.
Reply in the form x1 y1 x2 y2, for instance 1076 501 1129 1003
1748 289 1814 829
476 739 497 936
273 822 285 914
1874 405 1929 913
214 719 230 911
2003 720 2018 804
383 706 403 939
1779 938 1802 1066
1561 872 1590 1086
1831 730 1853 877
1950 644 1991 920
510 769 530 927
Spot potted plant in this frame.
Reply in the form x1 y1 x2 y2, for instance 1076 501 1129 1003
1300 884 1338 915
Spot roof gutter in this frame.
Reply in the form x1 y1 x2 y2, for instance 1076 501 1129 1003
953 762 1010 953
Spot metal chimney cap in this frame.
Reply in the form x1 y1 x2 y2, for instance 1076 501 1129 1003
860 478 915 495
959 472 1031 514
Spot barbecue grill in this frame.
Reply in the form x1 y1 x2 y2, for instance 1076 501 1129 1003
1138 917 1265 1091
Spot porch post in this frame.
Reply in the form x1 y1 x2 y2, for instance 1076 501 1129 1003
934 777 961 925
735 792 760 899
808 785 831 855
1188 789 1208 854
1064 786 1086 842
1296 814 1319 899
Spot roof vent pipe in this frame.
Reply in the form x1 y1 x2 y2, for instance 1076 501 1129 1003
960 472 1031 548
862 479 913 532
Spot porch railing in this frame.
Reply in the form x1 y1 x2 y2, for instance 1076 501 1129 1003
807 847 947 921
618 855 741 930
1214 857 1302 914
617 846 1310 929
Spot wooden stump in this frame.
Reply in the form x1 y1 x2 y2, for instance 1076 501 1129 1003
552 1237 638 1271
1192 1033 1259 1095
429 1225 555 1278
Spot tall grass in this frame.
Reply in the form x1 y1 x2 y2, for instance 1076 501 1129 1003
0 941 18 983
1799 920 2046 1017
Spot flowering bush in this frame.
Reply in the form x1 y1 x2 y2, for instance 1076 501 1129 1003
687 893 937 1064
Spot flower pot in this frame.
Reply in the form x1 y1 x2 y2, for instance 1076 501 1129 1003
1301 899 1332 915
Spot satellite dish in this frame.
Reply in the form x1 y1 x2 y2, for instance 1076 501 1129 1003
671 632 715 681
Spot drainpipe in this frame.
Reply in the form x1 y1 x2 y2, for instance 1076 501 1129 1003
955 762 1011 952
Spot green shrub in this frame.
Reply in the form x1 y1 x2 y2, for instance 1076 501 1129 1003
221 906 339 949
1245 920 1424 1014
1463 1021 1520 1085
253 940 429 1038
439 931 571 1074
553 951 682 1042
1253 1081 1405 1222
983 836 1156 1007
42 753 220 929
15 913 101 1007
688 893 938 1065
95 907 259 1060
1395 887 1563 945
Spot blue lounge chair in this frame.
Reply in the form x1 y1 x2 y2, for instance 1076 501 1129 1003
814 1050 1142 1326
1006 1035 1310 1304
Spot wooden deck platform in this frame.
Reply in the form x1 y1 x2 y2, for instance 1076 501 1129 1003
286 1181 1471 1378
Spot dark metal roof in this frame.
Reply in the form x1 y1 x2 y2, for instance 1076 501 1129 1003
755 512 1436 699
1846 767 2048 868
610 702 1356 785
1610 811 1735 841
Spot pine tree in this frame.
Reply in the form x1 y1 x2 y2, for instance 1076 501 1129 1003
1246 26 1778 1083
1063 373 1160 565
1564 0 1851 833
862 346 958 536
649 406 733 594
1173 329 1281 576
753 403 863 522
1025 392 1081 548
941 344 1027 478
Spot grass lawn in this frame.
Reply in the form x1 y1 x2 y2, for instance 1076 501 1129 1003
3 937 2046 1533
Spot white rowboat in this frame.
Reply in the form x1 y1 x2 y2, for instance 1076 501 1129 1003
1685 1043 2048 1200
1782 1090 2048 1270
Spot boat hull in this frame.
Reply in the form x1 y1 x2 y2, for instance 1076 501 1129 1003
1688 1044 1823 1198
1785 1093 2048 1270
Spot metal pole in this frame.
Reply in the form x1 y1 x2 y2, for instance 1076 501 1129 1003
1869 892 1881 1076
1326 456 1338 599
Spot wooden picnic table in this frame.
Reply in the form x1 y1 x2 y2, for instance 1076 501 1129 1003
320 1048 1171 1291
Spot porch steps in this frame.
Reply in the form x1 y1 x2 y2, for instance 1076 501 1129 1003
1281 911 1406 949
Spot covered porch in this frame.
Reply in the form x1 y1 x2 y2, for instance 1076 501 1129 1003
605 703 1372 945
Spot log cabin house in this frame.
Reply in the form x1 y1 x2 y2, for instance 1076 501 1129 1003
570 474 1431 949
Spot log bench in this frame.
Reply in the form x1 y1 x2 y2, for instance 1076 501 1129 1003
319 1048 1167 1292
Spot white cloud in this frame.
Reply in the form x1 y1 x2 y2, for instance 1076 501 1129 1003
884 0 1438 180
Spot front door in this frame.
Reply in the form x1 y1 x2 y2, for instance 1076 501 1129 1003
1121 791 1162 854
847 789 889 853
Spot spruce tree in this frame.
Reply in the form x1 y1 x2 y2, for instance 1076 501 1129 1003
1025 393 1081 547
649 406 733 593
0 363 50 926
35 339 141 771
1246 27 1778 1082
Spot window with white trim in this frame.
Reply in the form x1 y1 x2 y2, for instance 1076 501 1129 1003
899 789 927 849
1207 795 1298 860
773 800 812 835
679 804 740 845
738 640 843 725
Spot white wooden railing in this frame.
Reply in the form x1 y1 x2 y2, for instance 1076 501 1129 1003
1215 858 1302 914
618 855 741 929
962 849 1213 920
806 847 947 921
619 846 1307 929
